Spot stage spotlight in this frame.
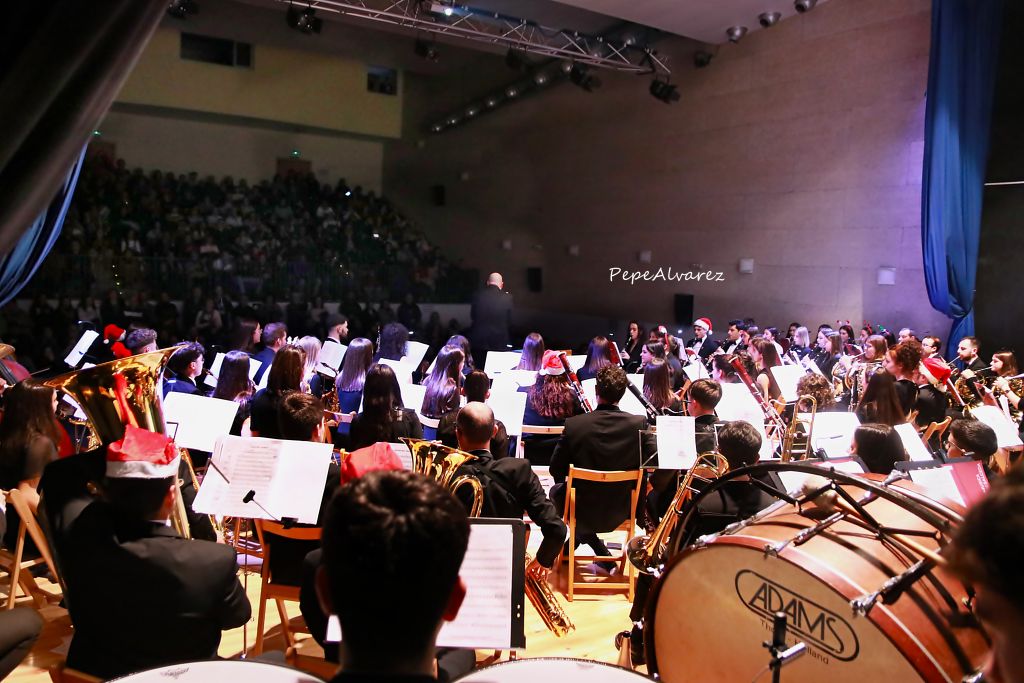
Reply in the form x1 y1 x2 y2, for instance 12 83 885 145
465 105 480 118
446 115 459 126
430 123 444 133
505 85 519 99
794 0 817 12
420 1 455 19
559 60 574 74
414 39 439 61
693 50 714 68
726 26 748 43
759 11 781 28
287 5 322 34
485 96 499 108
649 79 680 104
533 71 550 86
167 0 198 19
569 64 601 92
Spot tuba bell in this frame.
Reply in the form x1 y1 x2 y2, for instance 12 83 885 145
401 438 485 517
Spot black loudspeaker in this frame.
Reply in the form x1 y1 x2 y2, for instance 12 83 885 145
431 184 446 206
527 267 543 293
674 294 694 326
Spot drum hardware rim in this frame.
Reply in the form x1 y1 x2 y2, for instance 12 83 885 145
451 656 648 680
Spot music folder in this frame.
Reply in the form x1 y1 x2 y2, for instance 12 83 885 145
897 458 990 507
64 329 99 368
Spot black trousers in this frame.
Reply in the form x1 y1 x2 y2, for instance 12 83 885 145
0 608 42 678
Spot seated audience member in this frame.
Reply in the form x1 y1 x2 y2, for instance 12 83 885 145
515 332 545 372
945 467 1024 683
315 470 472 682
438 370 509 458
550 365 650 558
522 350 583 465
124 328 158 355
349 364 423 450
211 350 255 435
947 418 1000 482
62 427 250 678
577 336 612 382
162 342 205 398
850 423 907 474
643 359 682 414
252 322 288 384
455 403 565 578
249 345 305 439
420 346 464 419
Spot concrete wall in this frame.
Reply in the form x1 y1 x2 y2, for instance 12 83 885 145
385 0 950 338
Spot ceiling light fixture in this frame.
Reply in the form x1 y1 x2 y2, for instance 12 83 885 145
726 26 748 43
758 11 781 28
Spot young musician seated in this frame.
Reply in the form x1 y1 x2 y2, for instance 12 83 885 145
945 466 1024 683
349 364 423 450
437 370 509 458
947 418 1000 483
915 357 953 432
314 470 472 682
162 342 205 398
954 336 986 374
795 373 837 412
124 327 158 355
921 336 942 359
62 426 250 679
883 340 923 416
684 318 720 364
849 423 907 475
521 350 582 466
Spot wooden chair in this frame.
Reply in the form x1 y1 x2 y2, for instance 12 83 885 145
252 520 321 654
285 645 338 679
559 466 643 602
1 489 63 609
48 664 102 683
517 424 564 458
922 416 953 447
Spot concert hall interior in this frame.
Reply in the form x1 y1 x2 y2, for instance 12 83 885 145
0 0 1022 682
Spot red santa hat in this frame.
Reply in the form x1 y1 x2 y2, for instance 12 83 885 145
104 324 126 342
918 357 951 389
110 341 132 359
106 425 180 479
694 318 712 333
540 350 566 376
340 442 404 485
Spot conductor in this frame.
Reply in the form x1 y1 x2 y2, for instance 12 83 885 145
470 272 512 365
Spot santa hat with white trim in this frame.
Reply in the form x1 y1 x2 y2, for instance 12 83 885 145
694 318 712 333
106 425 180 479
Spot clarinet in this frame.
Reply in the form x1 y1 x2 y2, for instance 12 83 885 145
609 341 660 424
728 356 786 438
558 352 594 413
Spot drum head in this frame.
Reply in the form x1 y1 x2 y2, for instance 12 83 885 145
110 660 327 682
455 658 650 682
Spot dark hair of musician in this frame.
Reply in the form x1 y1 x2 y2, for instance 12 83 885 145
528 373 575 419
463 370 490 403
0 380 61 464
266 345 305 394
104 476 176 521
864 335 888 360
825 332 843 356
712 354 739 382
229 319 261 354
857 371 905 426
320 470 470 662
644 341 666 361
627 321 645 341
212 350 254 402
166 342 204 377
839 324 855 342
923 336 942 354
961 336 980 350
643 359 675 410
421 347 464 418
445 335 475 371
456 401 495 444
889 340 924 375
763 327 779 341
360 364 407 442
717 421 762 468
278 391 324 441
728 319 747 332
949 418 999 460
262 321 288 347
750 338 782 398
583 336 612 375
596 364 628 404
336 338 374 393
124 328 157 353
853 423 906 474
796 373 835 411
689 378 723 411
516 333 545 371
945 466 1024 609
377 323 409 362
993 350 1019 377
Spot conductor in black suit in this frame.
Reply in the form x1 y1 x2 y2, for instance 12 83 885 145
549 365 652 557
469 272 512 365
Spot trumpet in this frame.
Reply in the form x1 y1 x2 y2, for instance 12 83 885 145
401 438 484 517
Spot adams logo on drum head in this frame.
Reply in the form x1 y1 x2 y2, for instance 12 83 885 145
735 570 860 661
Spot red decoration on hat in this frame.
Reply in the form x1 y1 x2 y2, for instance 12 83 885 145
540 350 565 376
694 317 712 333
106 425 180 479
340 443 404 485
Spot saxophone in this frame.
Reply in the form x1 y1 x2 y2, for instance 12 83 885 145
525 552 575 637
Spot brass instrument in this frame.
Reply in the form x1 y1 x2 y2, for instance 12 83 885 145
0 343 20 385
401 438 485 517
627 452 730 575
781 395 817 462
849 360 882 413
524 552 575 637
180 447 225 542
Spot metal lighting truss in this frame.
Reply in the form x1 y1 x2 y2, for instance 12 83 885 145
275 0 671 74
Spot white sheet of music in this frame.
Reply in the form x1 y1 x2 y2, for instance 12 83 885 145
484 351 522 375
909 466 965 506
581 378 645 416
317 341 346 375
800 412 860 459
716 383 763 422
770 365 808 404
437 523 514 649
62 395 88 420
64 330 99 367
971 405 1024 448
488 389 527 437
655 416 697 469
387 441 413 470
398 382 427 414
683 361 709 382
802 356 825 376
567 355 586 372
266 440 334 523
894 423 934 462
163 393 239 452
405 341 430 369
378 358 414 385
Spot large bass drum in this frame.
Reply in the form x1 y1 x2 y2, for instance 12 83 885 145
647 464 988 683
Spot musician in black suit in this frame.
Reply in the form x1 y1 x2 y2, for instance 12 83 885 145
549 365 651 557
251 322 288 384
469 272 512 364
60 427 250 679
721 319 748 355
684 317 721 364
162 342 204 398
953 336 987 374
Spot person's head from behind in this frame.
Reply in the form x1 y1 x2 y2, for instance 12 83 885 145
850 423 906 474
717 421 761 469
796 373 835 412
948 418 999 463
124 328 158 355
596 365 628 405
103 426 181 523
378 323 409 361
688 379 722 416
267 345 305 393
455 402 496 452
263 322 288 351
336 337 374 393
363 364 403 416
517 333 545 371
946 467 1024 683
213 350 253 401
278 391 326 442
462 370 490 404
486 272 504 289
317 470 470 670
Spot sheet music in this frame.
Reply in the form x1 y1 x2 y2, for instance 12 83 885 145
265 440 334 524
683 361 709 382
62 395 87 421
317 341 347 375
802 356 825 376
206 353 262 389
488 390 527 437
438 523 515 649
509 369 538 389
971 406 1024 448
483 351 523 375
716 383 763 422
894 423 933 462
770 365 808 404
398 382 427 414
64 330 99 367
655 416 697 469
909 466 965 506
405 341 430 369
800 412 860 459
387 441 413 470
163 393 239 452
567 355 586 372
378 358 414 385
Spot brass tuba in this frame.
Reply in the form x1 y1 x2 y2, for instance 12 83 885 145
525 552 575 637
401 438 484 517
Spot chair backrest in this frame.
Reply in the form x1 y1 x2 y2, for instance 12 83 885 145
8 488 61 584
566 466 643 534
255 520 323 543
521 425 564 436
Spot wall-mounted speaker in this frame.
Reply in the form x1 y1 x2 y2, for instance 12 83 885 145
527 267 543 293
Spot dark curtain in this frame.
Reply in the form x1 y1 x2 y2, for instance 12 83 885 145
0 147 86 308
0 0 166 256
921 0 1004 352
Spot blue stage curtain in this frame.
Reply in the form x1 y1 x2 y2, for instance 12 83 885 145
921 0 1004 353
0 147 86 308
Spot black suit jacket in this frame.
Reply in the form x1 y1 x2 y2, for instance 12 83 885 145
251 346 277 384
63 502 251 679
469 285 512 351
685 335 721 362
